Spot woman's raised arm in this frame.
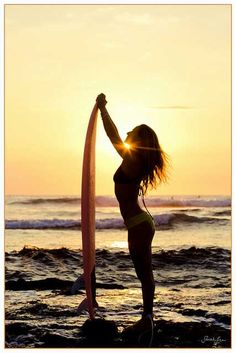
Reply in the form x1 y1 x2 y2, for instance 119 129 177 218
96 94 127 158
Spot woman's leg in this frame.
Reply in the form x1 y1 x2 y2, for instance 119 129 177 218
128 221 155 316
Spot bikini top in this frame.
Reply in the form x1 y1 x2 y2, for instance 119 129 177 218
113 165 142 185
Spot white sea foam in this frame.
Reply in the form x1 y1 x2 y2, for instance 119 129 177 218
5 212 229 230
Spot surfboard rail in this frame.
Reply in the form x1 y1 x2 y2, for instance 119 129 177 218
78 103 98 319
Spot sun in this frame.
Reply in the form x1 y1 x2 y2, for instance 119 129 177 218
124 142 131 149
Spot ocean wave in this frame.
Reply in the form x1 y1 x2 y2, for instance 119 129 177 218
152 246 230 269
5 218 125 230
5 219 81 230
5 212 230 230
154 213 229 226
9 197 81 205
213 210 231 217
6 245 230 267
5 246 230 292
146 197 231 208
7 196 231 208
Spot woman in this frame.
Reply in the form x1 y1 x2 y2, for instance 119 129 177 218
96 93 168 333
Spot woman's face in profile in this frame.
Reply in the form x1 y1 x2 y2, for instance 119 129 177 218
125 127 140 146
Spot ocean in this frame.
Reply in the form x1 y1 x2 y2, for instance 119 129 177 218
5 194 231 348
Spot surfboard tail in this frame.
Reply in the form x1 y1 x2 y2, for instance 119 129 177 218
77 298 99 319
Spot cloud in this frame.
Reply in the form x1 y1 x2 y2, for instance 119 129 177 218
138 51 151 62
150 105 194 110
114 12 153 25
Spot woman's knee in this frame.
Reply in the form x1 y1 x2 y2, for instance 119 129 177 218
139 269 155 286
129 250 153 279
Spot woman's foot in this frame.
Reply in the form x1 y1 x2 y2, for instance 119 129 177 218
123 314 153 335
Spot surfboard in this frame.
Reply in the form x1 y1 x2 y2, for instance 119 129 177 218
77 103 98 320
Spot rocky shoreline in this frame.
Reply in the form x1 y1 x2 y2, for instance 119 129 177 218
6 318 231 348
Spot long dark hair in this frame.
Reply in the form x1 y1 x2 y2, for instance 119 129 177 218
134 124 169 195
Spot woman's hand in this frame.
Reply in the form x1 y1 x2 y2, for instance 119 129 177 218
96 93 107 110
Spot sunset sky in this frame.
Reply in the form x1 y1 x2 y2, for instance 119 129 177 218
5 4 231 196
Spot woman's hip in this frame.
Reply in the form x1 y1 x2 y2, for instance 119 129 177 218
125 211 156 234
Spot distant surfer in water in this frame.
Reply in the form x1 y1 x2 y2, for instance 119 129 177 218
96 93 168 334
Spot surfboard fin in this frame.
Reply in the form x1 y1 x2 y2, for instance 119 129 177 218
71 274 85 295
77 298 99 315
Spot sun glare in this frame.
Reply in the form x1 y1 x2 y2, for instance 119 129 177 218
124 142 130 149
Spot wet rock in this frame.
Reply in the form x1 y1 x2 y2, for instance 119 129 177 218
180 308 208 317
5 318 231 348
40 332 81 348
206 313 231 325
6 278 72 290
152 320 231 348
6 278 125 291
81 318 118 343
6 322 31 336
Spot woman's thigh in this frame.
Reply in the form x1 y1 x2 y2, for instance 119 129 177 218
128 221 155 277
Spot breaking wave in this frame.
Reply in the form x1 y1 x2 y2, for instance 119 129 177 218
5 212 229 230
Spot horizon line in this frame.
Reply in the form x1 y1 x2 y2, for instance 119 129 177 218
5 193 231 197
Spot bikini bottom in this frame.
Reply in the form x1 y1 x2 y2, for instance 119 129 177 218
125 211 155 233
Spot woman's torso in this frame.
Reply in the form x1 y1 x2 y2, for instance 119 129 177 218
113 162 144 220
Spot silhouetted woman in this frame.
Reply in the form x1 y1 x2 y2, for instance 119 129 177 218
96 93 168 334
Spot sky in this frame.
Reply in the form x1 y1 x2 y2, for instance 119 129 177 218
5 4 231 196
